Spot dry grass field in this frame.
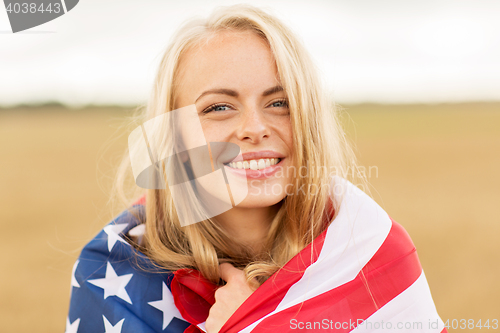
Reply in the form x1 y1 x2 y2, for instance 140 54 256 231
0 103 498 332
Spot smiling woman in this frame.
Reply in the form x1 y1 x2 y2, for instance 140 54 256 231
66 4 447 333
175 29 295 228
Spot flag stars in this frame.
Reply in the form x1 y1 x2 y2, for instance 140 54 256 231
65 317 80 333
71 260 80 288
103 223 129 252
88 262 134 304
148 281 184 330
103 315 125 333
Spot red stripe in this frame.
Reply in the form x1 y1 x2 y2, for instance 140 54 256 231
237 219 423 332
171 268 217 325
219 223 329 332
131 194 146 206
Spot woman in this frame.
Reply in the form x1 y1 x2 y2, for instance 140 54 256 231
67 4 447 333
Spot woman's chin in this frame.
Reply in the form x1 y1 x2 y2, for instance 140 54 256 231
234 190 286 209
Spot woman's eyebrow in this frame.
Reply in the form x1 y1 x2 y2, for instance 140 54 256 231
195 85 284 103
262 85 284 96
195 89 238 103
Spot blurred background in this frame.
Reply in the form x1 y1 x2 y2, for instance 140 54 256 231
1 0 499 332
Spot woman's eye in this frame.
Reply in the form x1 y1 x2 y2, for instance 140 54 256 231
213 105 230 111
270 99 288 108
203 103 232 113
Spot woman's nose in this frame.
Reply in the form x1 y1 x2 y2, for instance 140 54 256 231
236 107 271 144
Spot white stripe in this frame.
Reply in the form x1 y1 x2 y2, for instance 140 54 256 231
241 177 392 332
197 322 207 332
351 271 445 332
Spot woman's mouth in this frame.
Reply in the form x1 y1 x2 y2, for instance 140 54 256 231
223 157 284 180
226 158 281 170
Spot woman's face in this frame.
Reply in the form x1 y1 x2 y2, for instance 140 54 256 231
174 30 293 209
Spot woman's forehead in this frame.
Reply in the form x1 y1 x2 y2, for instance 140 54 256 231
176 30 279 94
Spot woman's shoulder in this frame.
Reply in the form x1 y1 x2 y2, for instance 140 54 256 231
71 200 156 291
364 217 422 273
325 177 422 279
66 199 191 333
78 202 146 261
329 177 414 254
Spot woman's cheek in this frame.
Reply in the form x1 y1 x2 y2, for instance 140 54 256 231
201 121 237 143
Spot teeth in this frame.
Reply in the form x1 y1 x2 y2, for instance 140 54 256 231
258 159 265 169
227 158 280 170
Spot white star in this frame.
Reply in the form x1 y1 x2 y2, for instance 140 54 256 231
103 223 129 252
103 315 125 333
87 262 133 304
128 224 145 237
65 317 80 333
148 281 183 330
71 260 80 288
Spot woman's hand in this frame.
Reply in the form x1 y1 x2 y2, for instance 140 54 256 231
205 263 257 333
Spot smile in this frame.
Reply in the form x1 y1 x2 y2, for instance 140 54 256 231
227 158 281 170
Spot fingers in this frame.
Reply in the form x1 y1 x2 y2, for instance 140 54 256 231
218 263 259 292
219 263 244 283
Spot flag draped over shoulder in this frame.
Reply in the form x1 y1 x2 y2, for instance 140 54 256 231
66 178 447 333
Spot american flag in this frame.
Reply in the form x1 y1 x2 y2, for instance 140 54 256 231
66 178 447 332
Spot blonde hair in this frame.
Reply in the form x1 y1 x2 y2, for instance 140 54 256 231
113 4 363 285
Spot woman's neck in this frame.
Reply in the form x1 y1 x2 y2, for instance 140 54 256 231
215 204 280 254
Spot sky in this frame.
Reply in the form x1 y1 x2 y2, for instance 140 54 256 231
0 0 499 107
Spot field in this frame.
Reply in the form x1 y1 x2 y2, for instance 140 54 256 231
0 103 499 332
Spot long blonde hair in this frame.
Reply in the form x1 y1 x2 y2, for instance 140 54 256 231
113 4 362 285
